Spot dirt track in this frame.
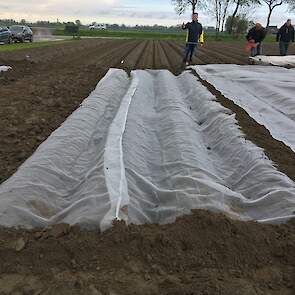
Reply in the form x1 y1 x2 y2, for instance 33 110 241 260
1 39 295 295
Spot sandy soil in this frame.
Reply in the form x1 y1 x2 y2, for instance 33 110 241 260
0 39 295 295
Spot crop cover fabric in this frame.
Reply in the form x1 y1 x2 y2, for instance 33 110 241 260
0 66 12 72
0 69 294 231
249 55 295 67
191 64 295 153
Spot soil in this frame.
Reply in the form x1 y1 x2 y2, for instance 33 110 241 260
1 210 295 295
1 39 295 294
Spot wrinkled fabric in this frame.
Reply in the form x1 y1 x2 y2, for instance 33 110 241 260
0 69 294 231
0 65 12 72
249 55 295 67
191 64 295 152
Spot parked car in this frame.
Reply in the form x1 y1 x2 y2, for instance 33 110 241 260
10 25 33 43
0 27 12 44
89 24 107 30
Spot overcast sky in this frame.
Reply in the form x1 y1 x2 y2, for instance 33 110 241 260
0 0 294 27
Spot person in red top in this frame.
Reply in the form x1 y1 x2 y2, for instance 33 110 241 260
246 23 266 57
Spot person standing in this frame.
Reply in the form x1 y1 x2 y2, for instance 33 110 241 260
182 13 204 66
276 19 294 56
246 23 266 57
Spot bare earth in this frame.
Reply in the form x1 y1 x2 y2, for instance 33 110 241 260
0 39 295 295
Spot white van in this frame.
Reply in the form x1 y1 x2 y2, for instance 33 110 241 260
89 24 107 30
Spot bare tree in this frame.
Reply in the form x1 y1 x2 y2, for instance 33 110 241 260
286 0 295 10
172 0 198 14
225 14 250 37
205 0 233 37
262 0 283 28
221 0 231 31
229 0 260 33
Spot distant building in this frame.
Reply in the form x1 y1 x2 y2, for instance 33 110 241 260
204 26 215 32
268 26 278 34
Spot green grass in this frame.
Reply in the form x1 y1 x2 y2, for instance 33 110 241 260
0 40 71 52
53 29 278 43
0 30 278 53
54 29 187 40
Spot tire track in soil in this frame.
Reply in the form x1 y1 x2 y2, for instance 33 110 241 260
136 41 154 69
0 39 121 89
95 40 143 69
160 41 184 75
201 47 245 64
133 40 150 69
117 40 150 71
0 39 114 87
204 44 248 64
152 40 156 69
153 41 172 70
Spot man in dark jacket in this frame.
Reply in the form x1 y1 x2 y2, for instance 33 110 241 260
182 13 204 65
246 23 266 57
277 19 294 56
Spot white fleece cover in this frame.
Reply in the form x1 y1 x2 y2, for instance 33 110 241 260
249 55 295 67
0 69 294 231
191 64 295 153
0 66 12 72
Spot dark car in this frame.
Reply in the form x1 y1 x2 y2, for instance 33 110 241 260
0 27 12 44
10 25 33 43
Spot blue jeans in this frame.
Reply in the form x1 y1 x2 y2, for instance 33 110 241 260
183 43 197 62
279 41 290 56
250 43 262 57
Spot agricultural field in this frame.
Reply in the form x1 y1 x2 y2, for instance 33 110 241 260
1 39 294 183
53 28 280 42
1 39 295 295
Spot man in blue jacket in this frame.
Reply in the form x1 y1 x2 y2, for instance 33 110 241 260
182 13 204 65
277 19 294 56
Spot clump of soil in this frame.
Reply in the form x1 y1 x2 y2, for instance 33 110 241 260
1 210 295 295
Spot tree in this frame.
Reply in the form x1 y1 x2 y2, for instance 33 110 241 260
287 0 295 10
75 20 82 27
228 0 260 34
236 15 249 35
225 15 239 32
172 0 198 14
221 0 231 31
205 0 233 37
225 14 249 37
262 0 283 29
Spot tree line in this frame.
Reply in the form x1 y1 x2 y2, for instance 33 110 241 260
0 19 215 34
172 0 295 37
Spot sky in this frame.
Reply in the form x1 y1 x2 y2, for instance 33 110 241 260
0 0 294 27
